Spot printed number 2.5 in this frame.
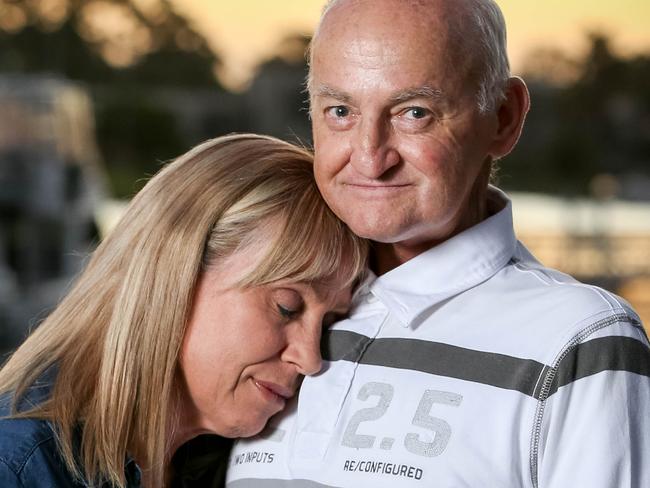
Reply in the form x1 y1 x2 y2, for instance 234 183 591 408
342 382 394 449
404 390 462 457
341 382 462 457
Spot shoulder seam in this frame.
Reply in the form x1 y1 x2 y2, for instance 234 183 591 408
511 261 555 286
513 260 602 292
511 261 642 323
0 457 24 487
528 311 639 488
14 432 57 476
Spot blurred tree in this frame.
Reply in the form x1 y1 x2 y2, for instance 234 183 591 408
502 33 650 199
93 90 185 194
0 0 230 196
521 46 580 87
567 34 650 177
0 0 221 86
246 34 311 144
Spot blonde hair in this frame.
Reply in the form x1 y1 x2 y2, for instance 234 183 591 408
0 134 367 487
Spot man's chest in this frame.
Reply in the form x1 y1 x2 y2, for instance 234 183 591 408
227 358 537 487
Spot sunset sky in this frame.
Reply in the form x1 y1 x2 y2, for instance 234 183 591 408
170 0 650 90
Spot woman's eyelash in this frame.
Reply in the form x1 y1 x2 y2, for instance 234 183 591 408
277 304 298 318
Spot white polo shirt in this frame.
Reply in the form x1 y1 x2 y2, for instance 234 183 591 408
226 189 650 488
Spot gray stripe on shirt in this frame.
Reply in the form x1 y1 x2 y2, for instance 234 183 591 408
322 330 650 400
322 329 548 398
548 335 650 396
228 479 338 488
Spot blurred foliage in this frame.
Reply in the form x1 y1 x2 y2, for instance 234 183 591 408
503 33 650 199
246 34 312 145
0 0 225 196
0 0 220 85
94 90 185 191
0 1 648 200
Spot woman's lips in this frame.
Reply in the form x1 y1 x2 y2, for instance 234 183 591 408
254 380 294 405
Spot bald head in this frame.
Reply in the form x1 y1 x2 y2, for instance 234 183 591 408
309 0 510 113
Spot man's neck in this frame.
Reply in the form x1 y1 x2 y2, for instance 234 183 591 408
371 192 495 275
372 241 435 275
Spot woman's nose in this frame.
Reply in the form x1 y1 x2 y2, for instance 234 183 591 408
281 321 323 376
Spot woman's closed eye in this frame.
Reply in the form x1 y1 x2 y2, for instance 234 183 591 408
277 303 300 319
273 288 304 320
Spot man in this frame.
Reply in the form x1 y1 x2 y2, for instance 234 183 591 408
226 0 650 486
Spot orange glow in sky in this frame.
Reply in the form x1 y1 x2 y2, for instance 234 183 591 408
171 0 650 90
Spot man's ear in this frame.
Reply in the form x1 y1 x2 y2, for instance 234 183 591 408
488 77 530 159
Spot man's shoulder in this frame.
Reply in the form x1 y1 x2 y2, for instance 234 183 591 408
392 245 645 362
481 248 646 355
487 243 638 324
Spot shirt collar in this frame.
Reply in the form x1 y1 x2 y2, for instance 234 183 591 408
361 187 516 327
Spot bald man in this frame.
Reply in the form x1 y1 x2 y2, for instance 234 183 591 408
226 1 650 486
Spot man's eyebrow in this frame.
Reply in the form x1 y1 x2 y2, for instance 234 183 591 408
390 86 444 104
312 84 443 105
313 84 353 104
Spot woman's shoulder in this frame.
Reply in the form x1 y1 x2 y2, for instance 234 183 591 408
0 385 53 458
0 414 58 478
0 393 81 487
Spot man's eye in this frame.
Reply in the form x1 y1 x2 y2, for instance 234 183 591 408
404 107 430 119
328 106 350 118
394 106 435 131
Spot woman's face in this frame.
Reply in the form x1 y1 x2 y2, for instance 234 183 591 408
177 242 353 439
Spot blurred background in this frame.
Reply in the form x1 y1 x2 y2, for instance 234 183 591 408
0 0 649 357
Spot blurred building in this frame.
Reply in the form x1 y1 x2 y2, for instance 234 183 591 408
512 193 650 328
0 74 107 357
246 57 310 144
244 35 312 145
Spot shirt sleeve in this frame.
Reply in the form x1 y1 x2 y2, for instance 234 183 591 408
535 324 650 488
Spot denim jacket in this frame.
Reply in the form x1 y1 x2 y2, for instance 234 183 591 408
0 383 142 488
0 384 230 487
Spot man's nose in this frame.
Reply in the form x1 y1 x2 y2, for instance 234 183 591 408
282 322 323 376
351 115 400 179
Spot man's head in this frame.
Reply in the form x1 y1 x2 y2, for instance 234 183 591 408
310 0 511 114
308 0 529 268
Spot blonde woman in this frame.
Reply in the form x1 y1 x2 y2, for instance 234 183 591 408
0 134 367 487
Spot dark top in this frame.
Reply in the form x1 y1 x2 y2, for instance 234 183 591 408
170 435 232 488
0 383 231 487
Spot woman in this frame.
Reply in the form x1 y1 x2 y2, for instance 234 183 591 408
0 134 367 487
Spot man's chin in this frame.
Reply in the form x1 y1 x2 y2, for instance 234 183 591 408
347 224 409 244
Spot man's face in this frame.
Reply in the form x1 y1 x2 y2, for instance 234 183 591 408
311 0 499 249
